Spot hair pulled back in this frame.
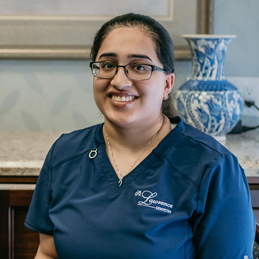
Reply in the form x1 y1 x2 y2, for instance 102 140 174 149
90 13 176 118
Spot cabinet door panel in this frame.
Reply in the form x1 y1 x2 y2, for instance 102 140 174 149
0 190 39 259
11 206 39 259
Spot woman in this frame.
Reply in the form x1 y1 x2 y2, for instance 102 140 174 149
25 13 255 258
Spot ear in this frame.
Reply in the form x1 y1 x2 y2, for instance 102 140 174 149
163 73 175 100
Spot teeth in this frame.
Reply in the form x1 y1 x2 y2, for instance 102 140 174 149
112 95 134 102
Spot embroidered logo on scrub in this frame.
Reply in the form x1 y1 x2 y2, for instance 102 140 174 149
135 190 173 214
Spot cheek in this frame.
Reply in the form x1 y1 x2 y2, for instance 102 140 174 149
93 83 104 107
93 78 108 96
140 86 164 112
93 78 101 91
146 78 166 98
92 81 98 101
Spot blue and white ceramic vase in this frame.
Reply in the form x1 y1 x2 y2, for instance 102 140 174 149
174 34 243 139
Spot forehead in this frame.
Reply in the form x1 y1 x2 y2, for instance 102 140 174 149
97 27 159 62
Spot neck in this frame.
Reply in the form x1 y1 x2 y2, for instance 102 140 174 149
103 114 165 150
103 115 173 156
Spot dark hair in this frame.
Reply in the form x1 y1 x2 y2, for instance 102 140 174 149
90 13 175 117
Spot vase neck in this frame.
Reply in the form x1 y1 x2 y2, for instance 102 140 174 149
186 37 233 80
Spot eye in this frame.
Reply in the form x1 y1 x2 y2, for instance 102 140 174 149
130 63 151 73
101 61 116 70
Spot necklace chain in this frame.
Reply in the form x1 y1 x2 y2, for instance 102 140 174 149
104 117 164 187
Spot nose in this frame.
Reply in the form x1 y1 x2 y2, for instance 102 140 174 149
110 67 132 89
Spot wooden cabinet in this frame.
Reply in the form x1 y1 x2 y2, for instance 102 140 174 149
0 176 258 259
0 177 38 259
0 190 38 259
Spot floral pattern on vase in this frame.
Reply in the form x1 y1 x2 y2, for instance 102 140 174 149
174 35 243 137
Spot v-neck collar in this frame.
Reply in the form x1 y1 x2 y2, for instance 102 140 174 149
93 117 183 188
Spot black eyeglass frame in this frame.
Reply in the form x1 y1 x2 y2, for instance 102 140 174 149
89 61 166 81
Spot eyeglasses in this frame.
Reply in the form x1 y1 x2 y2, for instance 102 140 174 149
90 61 166 81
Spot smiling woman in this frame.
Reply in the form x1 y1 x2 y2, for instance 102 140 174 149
24 13 255 259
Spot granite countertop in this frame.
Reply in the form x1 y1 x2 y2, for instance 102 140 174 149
0 132 61 176
0 129 258 177
224 128 259 177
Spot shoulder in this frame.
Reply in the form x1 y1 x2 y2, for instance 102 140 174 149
161 117 240 186
167 116 231 158
175 117 229 155
48 124 103 169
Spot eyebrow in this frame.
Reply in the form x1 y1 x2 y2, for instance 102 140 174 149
98 53 153 62
127 54 153 62
98 53 117 59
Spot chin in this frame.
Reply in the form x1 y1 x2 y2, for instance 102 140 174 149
104 113 138 126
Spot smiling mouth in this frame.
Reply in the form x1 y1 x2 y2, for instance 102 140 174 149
111 95 136 102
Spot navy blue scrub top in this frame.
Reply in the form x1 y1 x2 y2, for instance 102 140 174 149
25 117 255 259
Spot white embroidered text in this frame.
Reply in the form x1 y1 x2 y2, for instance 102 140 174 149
135 190 173 214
